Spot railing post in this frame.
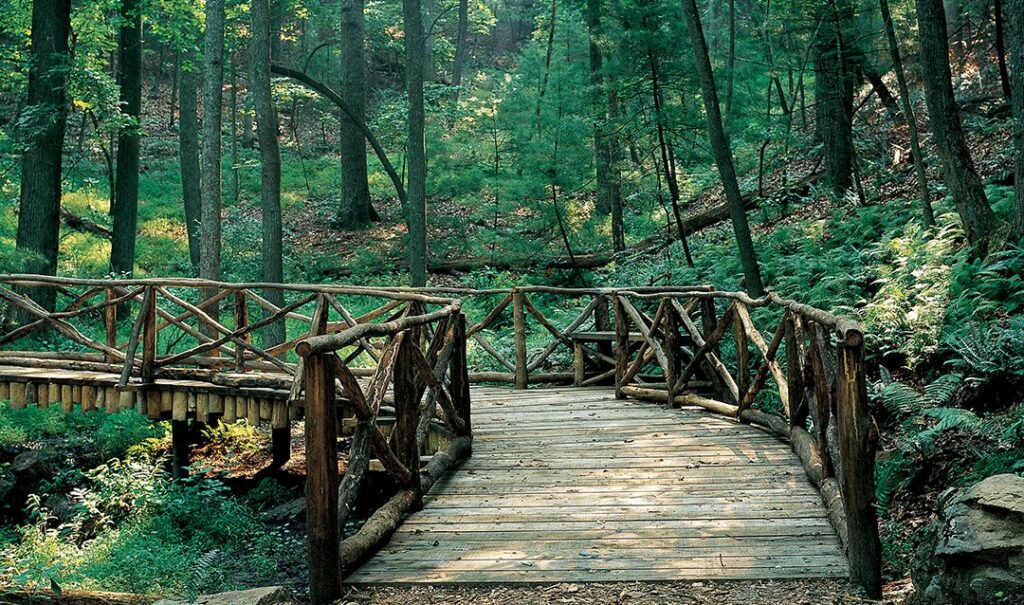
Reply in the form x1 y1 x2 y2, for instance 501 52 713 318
735 317 749 401
785 315 808 428
305 351 340 605
393 336 423 503
836 331 882 600
234 290 249 372
663 299 681 401
512 291 528 389
141 287 159 419
451 311 471 437
104 287 117 364
612 294 628 399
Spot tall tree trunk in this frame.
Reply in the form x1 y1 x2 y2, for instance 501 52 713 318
451 0 469 102
229 54 240 204
253 0 286 348
648 50 692 267
587 0 612 218
915 0 1000 253
879 0 934 228
995 0 1012 101
201 0 225 322
340 0 372 228
1007 0 1024 241
15 0 71 312
680 0 764 295
404 0 428 287
110 0 143 277
814 0 855 196
169 53 179 129
725 0 736 117
179 49 203 274
608 84 625 252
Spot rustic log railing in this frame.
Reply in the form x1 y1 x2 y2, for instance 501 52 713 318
0 275 880 598
297 297 471 603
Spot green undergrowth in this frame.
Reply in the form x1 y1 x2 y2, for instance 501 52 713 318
0 403 303 598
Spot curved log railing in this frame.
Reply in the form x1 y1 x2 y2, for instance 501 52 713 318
0 275 880 598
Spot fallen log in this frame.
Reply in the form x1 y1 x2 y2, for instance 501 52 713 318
61 208 112 238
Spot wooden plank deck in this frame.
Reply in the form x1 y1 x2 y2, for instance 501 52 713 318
347 386 846 584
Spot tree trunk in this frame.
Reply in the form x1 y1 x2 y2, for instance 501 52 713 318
179 49 203 274
915 0 1000 253
1007 0 1024 241
201 0 226 322
252 0 286 349
339 0 372 228
680 0 765 296
725 0 736 117
452 0 469 102
404 0 428 287
587 0 612 218
609 85 625 252
814 0 854 196
879 0 934 228
111 0 144 278
15 0 72 312
995 0 1012 101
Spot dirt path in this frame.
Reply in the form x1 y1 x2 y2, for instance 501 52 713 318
340 579 909 605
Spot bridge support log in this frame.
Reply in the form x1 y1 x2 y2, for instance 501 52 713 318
305 352 340 605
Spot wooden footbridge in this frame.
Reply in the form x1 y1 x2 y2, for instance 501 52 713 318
0 275 882 600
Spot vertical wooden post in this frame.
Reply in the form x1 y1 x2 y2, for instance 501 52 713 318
808 323 833 475
836 332 882 600
735 318 749 400
172 390 190 479
573 341 586 386
512 291 528 389
271 399 291 466
700 297 722 398
392 336 422 503
594 295 613 367
450 312 471 437
612 295 628 399
141 287 156 385
785 315 808 428
663 299 681 400
234 291 249 372
105 287 117 363
305 351 340 605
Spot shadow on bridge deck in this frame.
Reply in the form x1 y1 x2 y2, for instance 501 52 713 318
346 386 846 584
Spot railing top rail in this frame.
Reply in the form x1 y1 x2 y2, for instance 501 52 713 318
297 301 462 357
0 274 860 344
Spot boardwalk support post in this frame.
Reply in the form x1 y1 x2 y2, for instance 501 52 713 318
836 331 882 600
612 295 628 399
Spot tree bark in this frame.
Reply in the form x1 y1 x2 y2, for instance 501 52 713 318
915 0 1000 253
587 0 612 218
253 0 286 349
15 0 72 312
814 0 854 196
404 0 428 287
339 0 372 228
725 0 736 117
111 0 143 278
680 0 765 296
995 0 1012 101
879 0 934 228
1008 0 1024 241
178 49 203 274
452 0 469 102
201 0 226 321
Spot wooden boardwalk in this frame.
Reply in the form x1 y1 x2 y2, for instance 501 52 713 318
347 386 846 584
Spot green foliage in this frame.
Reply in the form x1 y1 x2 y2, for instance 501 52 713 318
0 403 161 457
1 453 302 597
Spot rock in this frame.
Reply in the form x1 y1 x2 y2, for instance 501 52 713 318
915 474 1024 605
262 497 305 522
195 586 292 605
